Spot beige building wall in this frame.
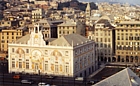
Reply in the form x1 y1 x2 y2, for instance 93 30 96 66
32 9 43 22
115 21 140 63
8 39 95 77
0 28 23 52
57 20 85 38
94 22 114 63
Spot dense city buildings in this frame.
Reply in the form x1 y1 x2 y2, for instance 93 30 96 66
32 8 45 22
0 0 140 85
8 25 96 77
28 19 63 40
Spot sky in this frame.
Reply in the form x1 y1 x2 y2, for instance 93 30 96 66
79 0 140 5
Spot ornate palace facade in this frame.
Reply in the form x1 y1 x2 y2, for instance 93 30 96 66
8 25 96 77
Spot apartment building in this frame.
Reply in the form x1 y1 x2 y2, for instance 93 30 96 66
28 19 63 40
32 8 45 22
0 27 27 52
115 21 140 63
94 19 115 63
8 24 96 77
0 20 19 27
57 19 85 38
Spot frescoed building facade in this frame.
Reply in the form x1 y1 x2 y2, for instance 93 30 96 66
8 24 96 77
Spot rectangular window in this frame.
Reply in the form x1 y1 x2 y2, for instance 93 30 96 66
100 38 102 42
26 60 29 69
19 62 22 68
65 66 69 73
12 61 15 68
96 38 98 42
45 50 48 55
2 44 4 48
1 40 4 43
45 64 48 71
105 38 107 42
12 48 14 52
55 65 58 72
59 31 61 34
12 36 14 39
26 49 29 53
65 51 69 56
2 36 4 39
26 63 29 69
12 59 15 68
108 38 110 42
108 44 110 48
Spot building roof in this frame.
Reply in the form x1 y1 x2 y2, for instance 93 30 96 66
93 68 140 86
119 21 140 24
16 34 30 44
37 19 53 27
14 33 92 47
46 38 57 42
57 20 77 26
86 3 90 10
50 33 91 46
17 27 27 30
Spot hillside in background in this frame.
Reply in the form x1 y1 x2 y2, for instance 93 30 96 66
58 0 98 11
78 0 140 5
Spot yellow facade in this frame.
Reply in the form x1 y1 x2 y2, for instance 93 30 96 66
115 21 140 63
0 28 23 52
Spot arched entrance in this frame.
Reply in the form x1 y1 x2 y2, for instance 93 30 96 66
130 56 133 62
117 55 121 62
84 70 86 77
108 57 111 62
100 56 103 61
126 56 129 62
135 56 138 63
121 58 124 62
112 57 116 62
104 57 107 62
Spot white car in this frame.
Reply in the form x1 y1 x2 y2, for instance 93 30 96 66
38 82 50 86
75 77 84 81
137 66 140 70
21 80 34 84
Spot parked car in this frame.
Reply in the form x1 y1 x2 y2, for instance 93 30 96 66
75 77 84 81
38 82 50 86
13 75 21 79
137 66 140 70
21 80 34 84
86 81 95 85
